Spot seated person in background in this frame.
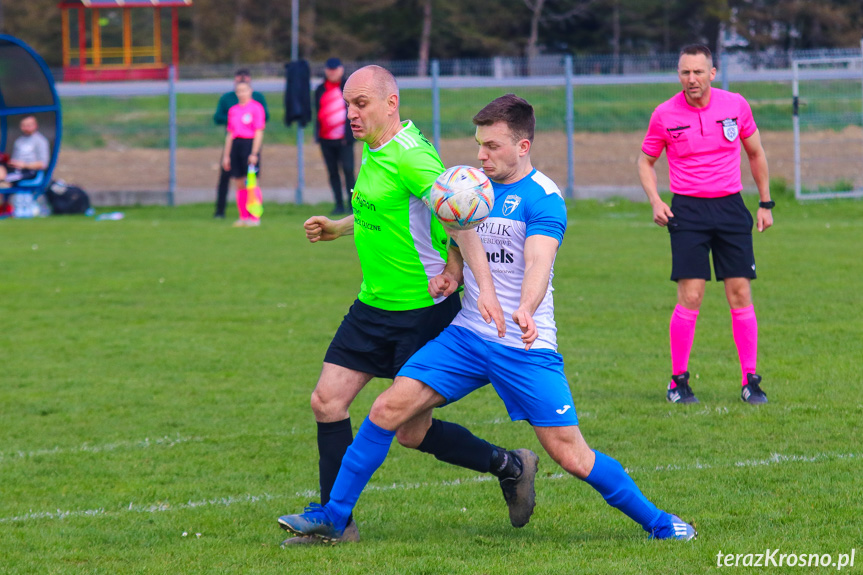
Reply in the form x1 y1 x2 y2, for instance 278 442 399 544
0 116 50 187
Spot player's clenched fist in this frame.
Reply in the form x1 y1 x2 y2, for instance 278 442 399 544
428 273 460 298
303 216 329 243
304 215 353 243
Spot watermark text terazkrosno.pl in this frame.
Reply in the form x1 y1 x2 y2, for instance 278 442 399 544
716 549 855 570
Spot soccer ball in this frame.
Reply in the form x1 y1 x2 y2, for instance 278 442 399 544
428 165 494 230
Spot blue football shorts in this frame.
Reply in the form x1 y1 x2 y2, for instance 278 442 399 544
398 325 578 427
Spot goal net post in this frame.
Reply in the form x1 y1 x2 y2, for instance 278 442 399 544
792 53 863 200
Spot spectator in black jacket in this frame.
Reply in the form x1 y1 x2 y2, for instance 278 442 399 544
315 58 355 215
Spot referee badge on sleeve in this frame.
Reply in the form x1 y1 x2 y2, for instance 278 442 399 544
720 118 738 142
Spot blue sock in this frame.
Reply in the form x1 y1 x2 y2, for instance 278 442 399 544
582 450 668 533
324 416 395 531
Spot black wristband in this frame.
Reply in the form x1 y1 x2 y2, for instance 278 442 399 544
759 201 775 209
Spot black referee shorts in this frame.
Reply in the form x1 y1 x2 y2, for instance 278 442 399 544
668 192 756 282
228 137 261 179
324 293 462 379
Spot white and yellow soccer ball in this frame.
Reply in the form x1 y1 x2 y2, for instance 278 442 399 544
428 165 495 230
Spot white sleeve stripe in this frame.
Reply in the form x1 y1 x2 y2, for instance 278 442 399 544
531 171 563 196
394 132 417 150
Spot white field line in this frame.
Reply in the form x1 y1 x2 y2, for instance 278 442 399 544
0 434 201 463
1 451 859 525
0 493 276 524
0 428 305 465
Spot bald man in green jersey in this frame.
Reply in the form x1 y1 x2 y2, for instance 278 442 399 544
281 66 539 545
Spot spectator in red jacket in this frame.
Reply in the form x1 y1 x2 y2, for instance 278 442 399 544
315 58 355 215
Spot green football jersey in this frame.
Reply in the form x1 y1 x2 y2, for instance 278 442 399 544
351 121 449 311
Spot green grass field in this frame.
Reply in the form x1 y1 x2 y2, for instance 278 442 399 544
60 79 863 149
1 197 861 574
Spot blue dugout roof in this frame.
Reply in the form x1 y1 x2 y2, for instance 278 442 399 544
0 35 62 186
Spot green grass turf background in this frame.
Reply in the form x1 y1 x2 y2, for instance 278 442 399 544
1 196 861 574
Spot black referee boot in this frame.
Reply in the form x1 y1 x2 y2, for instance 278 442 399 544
741 373 768 404
666 371 699 404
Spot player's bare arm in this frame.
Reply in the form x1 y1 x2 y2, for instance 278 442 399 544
451 228 506 338
428 244 464 298
637 151 674 226
304 214 355 243
513 234 559 350
742 130 773 233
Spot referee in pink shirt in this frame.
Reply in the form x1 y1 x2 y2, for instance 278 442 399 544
637 44 774 405
222 81 266 226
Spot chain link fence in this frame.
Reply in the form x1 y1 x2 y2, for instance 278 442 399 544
49 48 863 207
792 56 863 199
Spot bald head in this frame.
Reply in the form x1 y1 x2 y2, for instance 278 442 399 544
347 65 399 102
342 65 403 148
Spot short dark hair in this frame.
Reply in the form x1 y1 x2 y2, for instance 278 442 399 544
472 94 535 143
234 68 251 78
679 44 713 64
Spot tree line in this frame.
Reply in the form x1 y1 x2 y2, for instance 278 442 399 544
2 0 861 68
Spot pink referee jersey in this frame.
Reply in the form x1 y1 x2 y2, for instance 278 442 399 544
641 88 757 198
227 100 266 140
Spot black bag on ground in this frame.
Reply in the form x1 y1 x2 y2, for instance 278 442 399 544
46 181 91 215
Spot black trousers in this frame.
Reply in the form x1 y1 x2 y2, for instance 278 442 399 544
214 156 231 217
320 139 355 209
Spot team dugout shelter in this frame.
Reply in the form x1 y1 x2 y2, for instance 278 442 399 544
58 0 192 82
0 34 62 196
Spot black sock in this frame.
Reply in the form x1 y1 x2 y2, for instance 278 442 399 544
417 418 500 473
489 447 523 479
316 418 353 505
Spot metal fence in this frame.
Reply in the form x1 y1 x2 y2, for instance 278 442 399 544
792 55 863 200
47 48 863 207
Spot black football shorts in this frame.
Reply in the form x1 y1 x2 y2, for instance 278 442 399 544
667 192 756 282
228 137 261 178
324 293 461 379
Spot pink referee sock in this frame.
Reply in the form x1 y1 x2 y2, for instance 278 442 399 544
236 187 250 220
669 304 699 388
731 305 758 386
